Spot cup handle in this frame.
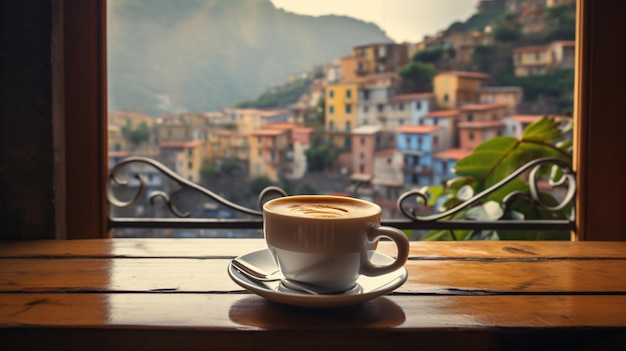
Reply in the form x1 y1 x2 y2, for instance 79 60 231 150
360 224 410 276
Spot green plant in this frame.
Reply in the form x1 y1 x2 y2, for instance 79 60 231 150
121 121 150 147
305 145 340 172
397 61 437 93
421 116 572 241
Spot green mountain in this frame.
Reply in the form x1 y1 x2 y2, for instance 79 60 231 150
107 0 393 116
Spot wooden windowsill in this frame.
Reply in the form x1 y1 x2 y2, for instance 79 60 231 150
1 239 625 350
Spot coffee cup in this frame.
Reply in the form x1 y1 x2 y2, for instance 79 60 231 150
263 195 410 292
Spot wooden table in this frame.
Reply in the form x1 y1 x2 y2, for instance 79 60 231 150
1 239 626 350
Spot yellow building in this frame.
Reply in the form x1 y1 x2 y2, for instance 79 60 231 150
248 129 290 182
513 41 576 77
433 71 489 110
159 140 205 182
325 82 359 150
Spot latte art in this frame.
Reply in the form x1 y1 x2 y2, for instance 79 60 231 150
264 195 379 219
288 204 349 218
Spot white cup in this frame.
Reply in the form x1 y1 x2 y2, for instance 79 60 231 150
263 195 410 292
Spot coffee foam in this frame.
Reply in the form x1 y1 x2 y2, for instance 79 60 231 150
264 196 378 219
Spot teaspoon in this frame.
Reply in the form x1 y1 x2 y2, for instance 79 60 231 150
231 257 342 295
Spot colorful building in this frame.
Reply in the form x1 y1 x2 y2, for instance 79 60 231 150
396 125 447 187
433 71 489 109
387 93 434 130
513 41 575 77
458 120 506 150
248 129 290 182
356 73 402 128
349 43 408 79
432 148 473 186
326 82 359 150
479 86 523 115
159 140 205 182
222 108 289 133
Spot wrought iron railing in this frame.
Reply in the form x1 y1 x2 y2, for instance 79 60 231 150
107 157 576 232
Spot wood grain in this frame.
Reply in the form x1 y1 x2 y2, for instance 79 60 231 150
1 257 625 294
2 294 626 329
1 239 626 350
2 239 626 259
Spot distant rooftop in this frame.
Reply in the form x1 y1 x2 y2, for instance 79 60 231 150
397 125 443 134
160 140 205 148
434 148 473 160
459 103 507 112
352 125 382 135
425 109 459 118
458 120 505 129
391 93 434 101
437 71 489 79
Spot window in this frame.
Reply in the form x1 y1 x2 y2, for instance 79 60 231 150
416 101 422 110
345 104 352 114
346 121 351 131
329 105 334 114
346 89 351 98
329 89 334 98
360 137 365 146
469 132 475 141
188 149 193 156
467 114 474 122
188 161 193 169
444 93 449 102
398 103 404 111
377 104 384 112
51 0 625 241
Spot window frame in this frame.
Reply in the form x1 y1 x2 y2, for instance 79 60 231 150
61 0 625 240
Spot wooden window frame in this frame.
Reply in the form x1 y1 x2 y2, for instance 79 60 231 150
60 0 626 240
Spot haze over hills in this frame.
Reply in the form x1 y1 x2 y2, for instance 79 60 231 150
107 0 393 117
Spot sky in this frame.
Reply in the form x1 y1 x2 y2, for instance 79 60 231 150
270 0 478 43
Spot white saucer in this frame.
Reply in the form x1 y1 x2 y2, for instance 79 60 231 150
228 249 408 308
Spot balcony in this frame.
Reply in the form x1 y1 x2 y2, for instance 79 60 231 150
107 157 575 233
402 164 433 175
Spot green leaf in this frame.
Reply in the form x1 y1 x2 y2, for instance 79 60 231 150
421 185 444 206
522 116 562 143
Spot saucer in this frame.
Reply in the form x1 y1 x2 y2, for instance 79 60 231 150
227 249 408 308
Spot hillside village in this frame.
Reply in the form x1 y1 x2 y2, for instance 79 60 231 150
108 0 576 226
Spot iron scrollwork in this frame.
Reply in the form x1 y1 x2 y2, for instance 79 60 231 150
108 157 287 220
108 157 576 231
396 157 575 230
